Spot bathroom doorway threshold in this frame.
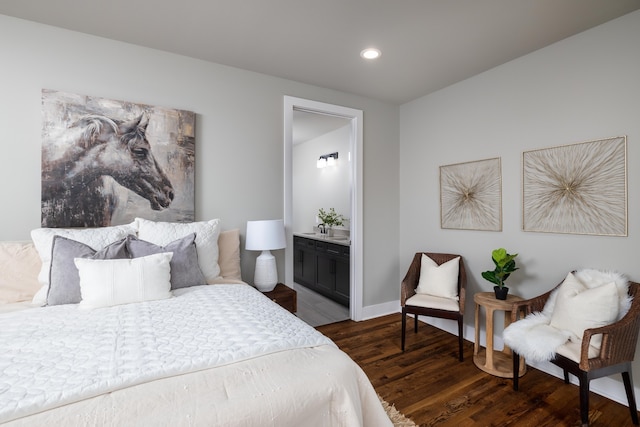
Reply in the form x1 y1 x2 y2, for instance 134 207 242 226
294 282 349 327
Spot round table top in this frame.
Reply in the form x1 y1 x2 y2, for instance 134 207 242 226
474 291 523 310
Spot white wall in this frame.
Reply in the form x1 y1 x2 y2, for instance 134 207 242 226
400 10 640 405
292 125 351 234
0 14 400 307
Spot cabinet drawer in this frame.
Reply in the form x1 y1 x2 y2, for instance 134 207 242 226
294 236 316 249
320 242 349 258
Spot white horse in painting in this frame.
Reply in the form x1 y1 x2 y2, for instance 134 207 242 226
41 114 174 227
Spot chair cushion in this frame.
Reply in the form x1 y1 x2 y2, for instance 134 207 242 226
406 293 459 312
556 340 601 363
415 254 459 300
550 272 619 349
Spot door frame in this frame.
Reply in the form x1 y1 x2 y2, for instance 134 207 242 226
283 96 363 321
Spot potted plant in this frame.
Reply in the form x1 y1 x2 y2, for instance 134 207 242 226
317 208 345 236
481 248 518 300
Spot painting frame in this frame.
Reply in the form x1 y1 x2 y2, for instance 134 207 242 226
440 157 502 231
522 136 627 236
41 89 196 228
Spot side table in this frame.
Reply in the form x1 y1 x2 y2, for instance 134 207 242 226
262 283 297 314
473 292 526 378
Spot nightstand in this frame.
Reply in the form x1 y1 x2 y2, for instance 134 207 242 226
262 283 297 314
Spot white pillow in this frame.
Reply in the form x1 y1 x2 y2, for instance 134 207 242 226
135 218 221 283
415 255 460 300
543 269 631 319
75 252 173 309
30 222 138 305
549 272 619 349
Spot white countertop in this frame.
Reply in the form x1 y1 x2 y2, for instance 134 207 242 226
293 232 350 246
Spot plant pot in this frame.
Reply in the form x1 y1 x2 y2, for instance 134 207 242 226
494 286 509 300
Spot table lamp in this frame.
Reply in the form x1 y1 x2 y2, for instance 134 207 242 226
245 219 286 292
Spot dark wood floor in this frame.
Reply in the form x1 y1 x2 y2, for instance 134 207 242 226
317 314 638 427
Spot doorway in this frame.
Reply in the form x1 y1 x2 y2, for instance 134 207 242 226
283 96 363 321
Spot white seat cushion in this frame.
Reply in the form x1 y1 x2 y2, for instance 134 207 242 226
406 293 459 312
556 340 601 363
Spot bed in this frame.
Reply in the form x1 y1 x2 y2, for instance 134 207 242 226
0 219 391 426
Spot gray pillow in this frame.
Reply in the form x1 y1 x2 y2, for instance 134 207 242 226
126 233 207 290
47 235 130 306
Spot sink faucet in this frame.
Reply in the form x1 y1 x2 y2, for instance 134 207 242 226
318 224 326 234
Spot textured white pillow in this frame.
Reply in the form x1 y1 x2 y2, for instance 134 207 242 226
75 252 173 309
415 255 460 300
550 272 619 349
30 222 138 305
135 218 221 283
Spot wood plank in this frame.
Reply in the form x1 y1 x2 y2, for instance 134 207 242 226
317 314 638 426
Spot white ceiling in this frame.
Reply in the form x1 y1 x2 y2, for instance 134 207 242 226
1 0 639 105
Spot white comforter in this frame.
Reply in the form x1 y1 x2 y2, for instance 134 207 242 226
0 285 390 426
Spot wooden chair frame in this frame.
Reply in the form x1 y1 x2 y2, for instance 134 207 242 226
511 280 640 426
400 252 466 362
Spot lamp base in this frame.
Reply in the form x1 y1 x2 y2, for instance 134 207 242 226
254 250 278 292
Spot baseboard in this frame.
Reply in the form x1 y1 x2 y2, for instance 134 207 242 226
360 299 401 320
372 299 639 409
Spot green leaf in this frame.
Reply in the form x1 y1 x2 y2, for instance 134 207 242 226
492 248 507 263
481 271 500 285
484 248 518 287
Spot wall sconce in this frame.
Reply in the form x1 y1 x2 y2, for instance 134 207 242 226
316 152 339 168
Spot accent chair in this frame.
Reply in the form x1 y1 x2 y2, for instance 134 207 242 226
510 280 640 426
400 252 467 362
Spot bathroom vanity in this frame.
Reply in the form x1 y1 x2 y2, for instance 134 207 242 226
293 233 350 307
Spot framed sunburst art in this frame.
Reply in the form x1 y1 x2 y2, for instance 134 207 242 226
522 136 627 236
440 157 502 231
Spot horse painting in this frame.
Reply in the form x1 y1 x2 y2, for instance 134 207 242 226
41 114 174 227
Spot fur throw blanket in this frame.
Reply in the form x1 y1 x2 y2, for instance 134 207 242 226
503 269 630 363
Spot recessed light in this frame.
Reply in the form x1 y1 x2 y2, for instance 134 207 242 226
360 48 381 60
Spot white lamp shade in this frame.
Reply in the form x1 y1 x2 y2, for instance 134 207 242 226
246 219 286 251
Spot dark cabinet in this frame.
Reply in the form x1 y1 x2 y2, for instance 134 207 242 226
293 236 350 307
294 236 316 288
334 256 350 302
